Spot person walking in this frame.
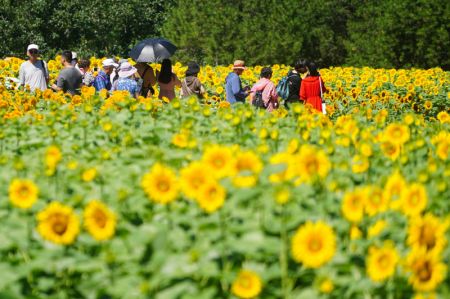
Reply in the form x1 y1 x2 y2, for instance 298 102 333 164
93 58 117 91
112 62 139 98
78 59 95 87
18 44 49 92
284 59 308 109
250 67 279 112
225 60 249 104
51 50 82 95
299 62 327 113
180 62 205 100
135 62 156 97
156 59 181 101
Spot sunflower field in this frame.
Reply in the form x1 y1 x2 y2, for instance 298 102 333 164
0 57 449 299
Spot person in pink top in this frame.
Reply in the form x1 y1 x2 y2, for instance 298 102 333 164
250 67 279 112
156 58 181 101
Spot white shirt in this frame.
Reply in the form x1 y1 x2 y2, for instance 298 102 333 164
19 60 48 92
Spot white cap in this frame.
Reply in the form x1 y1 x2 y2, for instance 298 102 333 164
102 58 118 68
27 44 39 51
72 52 78 59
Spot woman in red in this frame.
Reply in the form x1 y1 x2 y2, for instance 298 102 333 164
299 62 327 113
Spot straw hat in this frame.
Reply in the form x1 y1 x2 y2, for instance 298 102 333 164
232 60 246 70
118 62 137 78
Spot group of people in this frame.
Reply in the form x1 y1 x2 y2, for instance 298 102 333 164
225 59 326 113
18 44 326 113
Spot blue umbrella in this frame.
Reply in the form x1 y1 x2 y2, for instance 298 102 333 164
130 38 177 63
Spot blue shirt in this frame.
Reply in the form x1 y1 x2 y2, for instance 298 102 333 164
225 72 248 104
93 71 112 91
114 77 138 97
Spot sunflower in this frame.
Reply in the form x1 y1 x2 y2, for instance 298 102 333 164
172 132 189 148
351 154 369 173
9 178 39 209
437 111 449 124
400 183 427 217
291 221 336 268
37 202 80 245
383 123 410 145
364 185 390 216
274 186 290 205
83 200 117 241
423 101 433 110
201 144 235 178
82 168 97 182
407 213 448 255
384 171 407 208
232 150 263 188
368 219 388 238
141 163 179 204
405 248 447 292
180 161 212 199
45 145 62 169
318 278 334 293
231 270 262 299
436 139 449 161
294 145 331 184
269 152 291 183
196 179 226 213
380 140 401 161
366 242 399 282
342 188 366 223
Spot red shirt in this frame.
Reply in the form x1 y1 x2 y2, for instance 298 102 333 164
299 76 327 112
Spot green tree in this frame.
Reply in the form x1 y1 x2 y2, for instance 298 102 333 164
163 0 355 66
345 0 450 69
0 0 172 59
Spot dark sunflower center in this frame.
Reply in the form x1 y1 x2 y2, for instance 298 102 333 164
418 261 432 282
93 209 107 228
308 237 323 252
419 225 436 249
51 214 68 235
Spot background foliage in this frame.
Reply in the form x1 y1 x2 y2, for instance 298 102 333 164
1 0 449 67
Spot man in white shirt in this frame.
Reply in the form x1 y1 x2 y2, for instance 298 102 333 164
18 44 49 92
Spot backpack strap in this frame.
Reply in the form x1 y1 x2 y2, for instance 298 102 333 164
40 60 48 81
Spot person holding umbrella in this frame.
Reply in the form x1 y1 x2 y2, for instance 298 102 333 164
135 62 156 97
156 59 181 101
129 37 178 99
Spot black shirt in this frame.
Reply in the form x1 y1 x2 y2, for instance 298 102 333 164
287 70 301 100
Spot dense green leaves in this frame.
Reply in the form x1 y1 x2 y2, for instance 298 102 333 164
0 0 173 59
1 0 449 68
163 0 450 68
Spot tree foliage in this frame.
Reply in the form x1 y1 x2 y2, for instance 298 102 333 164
163 0 450 68
0 0 449 68
0 0 172 59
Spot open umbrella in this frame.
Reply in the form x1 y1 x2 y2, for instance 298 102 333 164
130 38 177 63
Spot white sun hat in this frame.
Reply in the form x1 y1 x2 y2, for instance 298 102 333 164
27 44 39 51
102 58 119 68
118 62 137 78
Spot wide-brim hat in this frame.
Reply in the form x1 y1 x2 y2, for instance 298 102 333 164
118 62 137 78
102 58 119 68
186 61 200 76
232 60 246 70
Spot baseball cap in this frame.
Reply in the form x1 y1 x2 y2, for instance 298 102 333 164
72 52 78 60
27 44 39 52
102 58 118 68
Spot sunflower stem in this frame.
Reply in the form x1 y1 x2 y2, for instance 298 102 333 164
280 205 290 299
219 208 229 293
